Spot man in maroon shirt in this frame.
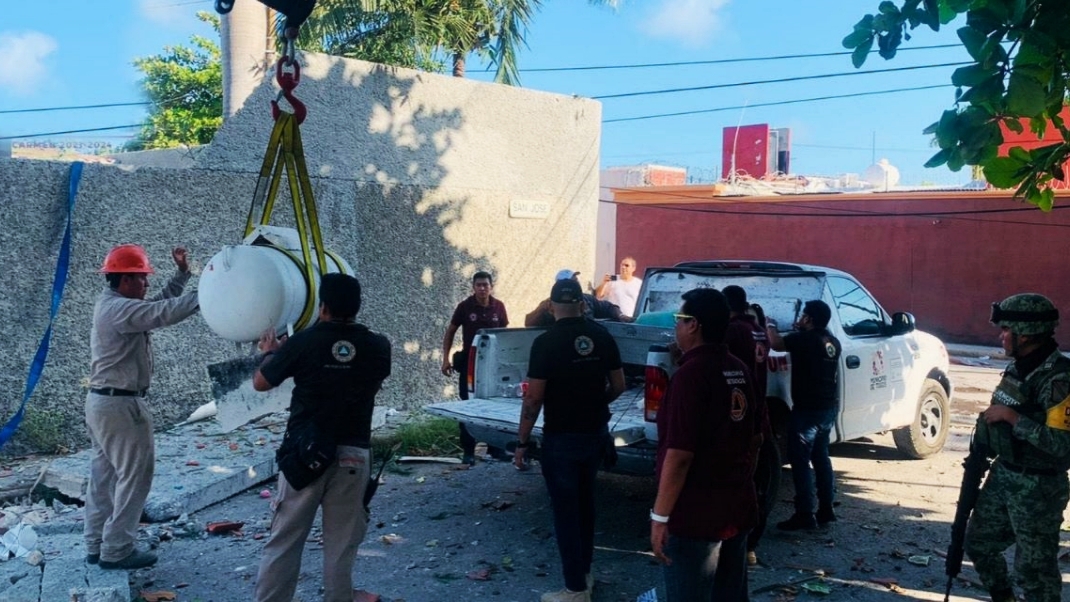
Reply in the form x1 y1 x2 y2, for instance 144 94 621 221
722 285 777 568
651 288 761 601
441 271 509 465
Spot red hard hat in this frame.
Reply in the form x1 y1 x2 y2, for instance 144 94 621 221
99 244 155 274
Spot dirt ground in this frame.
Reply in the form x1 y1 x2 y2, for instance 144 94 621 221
35 363 1070 601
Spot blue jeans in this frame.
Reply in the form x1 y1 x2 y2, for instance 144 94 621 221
663 530 750 602
540 431 604 592
787 408 837 515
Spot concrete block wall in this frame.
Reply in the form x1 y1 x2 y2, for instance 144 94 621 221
0 53 601 453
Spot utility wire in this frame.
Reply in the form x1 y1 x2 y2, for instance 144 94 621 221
0 94 192 116
614 200 1070 228
0 125 143 141
593 62 968 100
600 191 1070 227
1 101 151 115
0 82 955 140
603 84 951 123
514 43 963 73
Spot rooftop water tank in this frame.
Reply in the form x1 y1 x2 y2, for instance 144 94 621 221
863 158 900 191
198 226 353 342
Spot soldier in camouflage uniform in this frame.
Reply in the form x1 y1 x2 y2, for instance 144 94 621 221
965 293 1070 602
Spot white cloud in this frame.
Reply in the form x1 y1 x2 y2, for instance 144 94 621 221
138 0 200 27
0 31 57 96
641 0 729 47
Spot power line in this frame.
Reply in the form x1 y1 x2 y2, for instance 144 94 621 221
0 101 151 115
592 62 969 100
514 43 963 73
0 94 194 116
0 125 143 141
793 143 935 154
602 195 1070 228
0 82 955 142
602 84 951 124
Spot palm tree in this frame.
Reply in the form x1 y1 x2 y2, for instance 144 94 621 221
275 0 615 85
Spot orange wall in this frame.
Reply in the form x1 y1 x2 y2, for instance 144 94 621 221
616 194 1070 345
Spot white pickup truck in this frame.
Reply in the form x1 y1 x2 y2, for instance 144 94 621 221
426 261 954 475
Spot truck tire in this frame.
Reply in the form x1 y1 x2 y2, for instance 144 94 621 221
892 379 950 459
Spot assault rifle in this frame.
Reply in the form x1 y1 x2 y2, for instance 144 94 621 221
944 437 991 602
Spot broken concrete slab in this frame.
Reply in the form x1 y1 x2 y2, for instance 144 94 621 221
39 536 129 602
0 566 39 602
42 408 390 523
43 417 285 523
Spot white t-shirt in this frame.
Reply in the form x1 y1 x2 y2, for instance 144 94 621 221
605 277 643 317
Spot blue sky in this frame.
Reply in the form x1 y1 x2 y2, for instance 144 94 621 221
2 0 976 185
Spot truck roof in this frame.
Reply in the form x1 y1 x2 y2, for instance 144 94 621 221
669 260 846 278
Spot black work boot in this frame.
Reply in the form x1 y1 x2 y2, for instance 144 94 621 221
816 505 837 525
989 587 1015 602
776 512 817 531
99 549 157 570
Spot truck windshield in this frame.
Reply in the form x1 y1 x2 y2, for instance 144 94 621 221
639 271 826 330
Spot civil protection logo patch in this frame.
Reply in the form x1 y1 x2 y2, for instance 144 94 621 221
730 388 747 422
824 339 837 358
574 335 594 356
332 340 356 363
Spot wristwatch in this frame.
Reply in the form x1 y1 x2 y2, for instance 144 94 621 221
649 510 670 523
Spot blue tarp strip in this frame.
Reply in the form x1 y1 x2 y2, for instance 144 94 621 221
0 161 82 447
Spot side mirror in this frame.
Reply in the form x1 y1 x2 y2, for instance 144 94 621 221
890 312 916 335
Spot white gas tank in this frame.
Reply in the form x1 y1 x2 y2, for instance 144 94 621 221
199 226 353 342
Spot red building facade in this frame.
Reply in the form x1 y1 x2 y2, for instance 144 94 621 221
612 188 1070 345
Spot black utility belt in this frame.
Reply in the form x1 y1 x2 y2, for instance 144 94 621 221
998 459 1063 477
89 387 147 398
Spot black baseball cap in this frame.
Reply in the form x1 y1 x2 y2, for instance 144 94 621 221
551 278 583 304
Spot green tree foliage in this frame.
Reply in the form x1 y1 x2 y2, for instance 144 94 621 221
292 0 446 72
845 0 1070 210
294 0 611 86
128 12 223 150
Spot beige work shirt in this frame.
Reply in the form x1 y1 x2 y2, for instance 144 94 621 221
88 271 199 392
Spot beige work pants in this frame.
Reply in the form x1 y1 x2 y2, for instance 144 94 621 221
83 392 155 562
255 446 371 602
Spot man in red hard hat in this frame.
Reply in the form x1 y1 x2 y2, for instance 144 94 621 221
84 244 200 570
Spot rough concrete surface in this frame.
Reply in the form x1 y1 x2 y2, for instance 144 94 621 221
0 51 601 454
40 408 387 523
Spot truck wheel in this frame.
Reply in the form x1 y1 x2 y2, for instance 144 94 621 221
892 379 950 459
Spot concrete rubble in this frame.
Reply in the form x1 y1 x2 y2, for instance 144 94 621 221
0 407 397 601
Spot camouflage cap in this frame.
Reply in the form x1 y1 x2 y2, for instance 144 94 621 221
991 293 1059 335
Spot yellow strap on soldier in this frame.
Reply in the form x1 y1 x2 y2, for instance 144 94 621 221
1045 395 1070 431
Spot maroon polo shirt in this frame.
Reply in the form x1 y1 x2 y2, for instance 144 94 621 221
655 343 759 541
725 314 770 402
451 295 509 352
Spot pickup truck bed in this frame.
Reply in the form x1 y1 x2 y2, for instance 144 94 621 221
426 322 671 475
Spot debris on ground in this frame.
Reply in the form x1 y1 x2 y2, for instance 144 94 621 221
206 521 244 535
397 456 461 464
138 590 177 602
465 568 491 581
800 580 832 595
